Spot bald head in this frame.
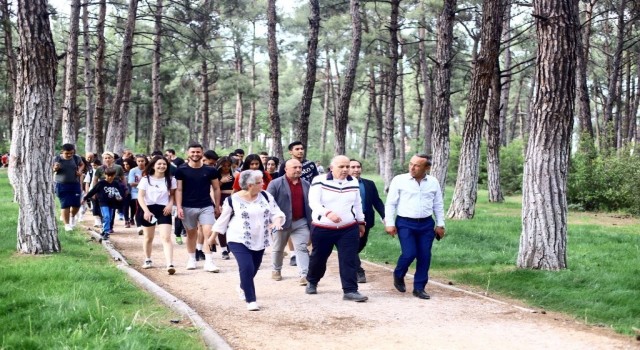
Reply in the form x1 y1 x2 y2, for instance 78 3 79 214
330 155 350 180
284 159 302 180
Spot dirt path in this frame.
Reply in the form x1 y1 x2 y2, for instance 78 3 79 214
82 215 638 349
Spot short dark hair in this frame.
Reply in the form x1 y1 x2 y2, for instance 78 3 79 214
234 148 245 155
349 159 362 166
415 154 432 166
92 159 102 166
288 141 303 151
188 143 203 150
151 150 163 156
204 150 219 160
259 151 269 156
61 143 75 152
267 156 280 167
104 168 116 176
165 149 176 155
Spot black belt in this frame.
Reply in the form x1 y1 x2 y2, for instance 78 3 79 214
397 216 432 222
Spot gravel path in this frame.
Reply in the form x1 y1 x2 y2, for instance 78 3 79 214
83 215 638 350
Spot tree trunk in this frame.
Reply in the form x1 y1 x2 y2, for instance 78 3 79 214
487 58 504 202
10 0 60 253
61 0 80 145
508 74 524 141
374 66 385 173
499 3 511 147
517 0 578 270
431 0 457 191
246 21 257 147
2 0 17 141
234 38 244 147
82 0 94 153
334 0 362 155
296 0 320 148
418 12 433 155
397 40 406 167
201 60 210 149
104 0 137 154
601 0 626 150
320 48 331 155
382 0 400 190
575 0 594 141
447 0 504 219
93 0 106 154
361 101 371 159
267 0 283 159
150 0 163 153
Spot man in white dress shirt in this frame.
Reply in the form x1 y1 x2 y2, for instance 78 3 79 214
385 154 445 300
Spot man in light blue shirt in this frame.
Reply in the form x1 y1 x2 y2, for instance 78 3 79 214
385 154 445 300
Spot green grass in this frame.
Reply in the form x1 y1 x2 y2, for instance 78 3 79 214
362 173 640 336
0 170 205 349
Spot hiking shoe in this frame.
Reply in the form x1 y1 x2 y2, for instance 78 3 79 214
186 258 197 270
290 255 297 266
64 224 73 232
305 283 317 294
101 233 110 241
221 250 230 260
343 292 368 302
167 265 176 275
246 302 260 311
299 276 308 286
204 260 220 273
175 236 183 245
142 260 152 269
195 249 205 261
272 270 282 281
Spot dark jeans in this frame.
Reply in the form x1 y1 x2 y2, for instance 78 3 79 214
356 226 372 273
393 216 436 291
228 242 264 303
129 198 138 224
306 224 360 294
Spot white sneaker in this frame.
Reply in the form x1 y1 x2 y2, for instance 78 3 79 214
64 224 73 232
70 215 77 228
59 214 64 221
246 301 259 311
236 285 245 301
186 258 197 270
94 218 102 227
142 260 152 269
204 260 220 273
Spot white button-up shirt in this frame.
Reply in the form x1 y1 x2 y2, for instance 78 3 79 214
385 173 445 227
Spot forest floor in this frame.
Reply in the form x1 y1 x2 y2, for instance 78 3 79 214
81 213 638 350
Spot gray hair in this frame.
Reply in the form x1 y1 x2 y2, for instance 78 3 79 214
239 170 263 190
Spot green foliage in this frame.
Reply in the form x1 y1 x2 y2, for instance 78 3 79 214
0 171 205 349
498 139 524 195
568 142 640 215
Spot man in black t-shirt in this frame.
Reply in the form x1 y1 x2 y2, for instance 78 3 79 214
165 148 185 167
175 143 222 272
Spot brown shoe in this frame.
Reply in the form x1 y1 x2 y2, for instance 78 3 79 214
272 270 282 281
299 276 308 286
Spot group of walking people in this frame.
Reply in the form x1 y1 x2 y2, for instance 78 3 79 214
53 141 445 311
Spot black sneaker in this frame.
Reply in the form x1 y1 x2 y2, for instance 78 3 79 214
305 283 317 295
290 255 297 266
357 270 367 283
221 250 230 260
196 249 205 261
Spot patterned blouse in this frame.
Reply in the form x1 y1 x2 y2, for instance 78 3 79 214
212 191 285 251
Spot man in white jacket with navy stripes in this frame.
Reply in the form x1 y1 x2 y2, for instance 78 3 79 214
305 155 368 302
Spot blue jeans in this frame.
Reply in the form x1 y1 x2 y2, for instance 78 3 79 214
307 224 360 293
393 216 436 291
228 242 264 303
100 206 115 235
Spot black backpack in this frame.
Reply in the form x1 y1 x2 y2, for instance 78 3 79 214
227 191 270 218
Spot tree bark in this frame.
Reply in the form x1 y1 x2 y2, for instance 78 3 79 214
296 0 320 148
397 40 406 167
267 0 283 159
200 59 210 149
320 48 331 155
1 0 17 141
499 3 512 147
104 0 138 154
517 0 578 270
234 37 244 147
575 0 594 141
82 0 94 154
150 0 163 153
10 0 60 253
447 0 504 219
487 58 504 202
382 0 400 190
334 0 362 155
418 11 433 155
601 0 626 150
431 0 457 191
247 21 257 147
61 0 80 145
93 0 106 154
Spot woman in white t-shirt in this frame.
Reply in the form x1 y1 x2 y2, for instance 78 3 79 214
137 156 178 274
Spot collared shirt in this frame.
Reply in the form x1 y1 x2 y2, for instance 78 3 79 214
286 176 305 220
358 178 366 210
385 173 445 227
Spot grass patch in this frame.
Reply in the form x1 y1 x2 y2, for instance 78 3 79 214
0 170 205 349
363 173 640 336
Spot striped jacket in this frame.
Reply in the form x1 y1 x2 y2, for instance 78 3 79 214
308 173 365 229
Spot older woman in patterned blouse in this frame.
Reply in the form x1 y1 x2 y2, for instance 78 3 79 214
211 170 285 311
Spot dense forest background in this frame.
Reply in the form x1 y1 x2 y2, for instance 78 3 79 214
1 0 639 219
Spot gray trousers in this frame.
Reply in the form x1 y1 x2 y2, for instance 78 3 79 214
272 218 310 276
